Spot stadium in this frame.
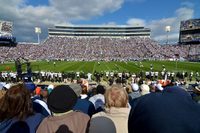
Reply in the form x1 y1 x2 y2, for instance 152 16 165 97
0 19 200 72
1 2 200 132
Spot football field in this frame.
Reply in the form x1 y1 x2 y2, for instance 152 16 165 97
0 61 200 73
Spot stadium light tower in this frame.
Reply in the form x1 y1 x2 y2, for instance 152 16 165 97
35 27 41 44
165 26 171 44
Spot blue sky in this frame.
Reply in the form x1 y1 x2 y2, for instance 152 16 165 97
0 0 199 43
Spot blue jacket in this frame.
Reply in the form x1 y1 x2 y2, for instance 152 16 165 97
128 86 200 133
0 113 44 133
73 98 96 117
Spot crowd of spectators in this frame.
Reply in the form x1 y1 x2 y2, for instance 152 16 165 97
1 76 200 133
1 69 200 86
0 36 200 63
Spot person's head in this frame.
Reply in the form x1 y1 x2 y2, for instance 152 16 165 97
125 85 132 94
47 85 78 114
69 83 82 97
24 82 36 95
140 84 150 95
149 84 156 92
0 84 33 121
35 87 41 96
105 85 128 108
96 85 106 95
41 88 49 99
82 86 88 95
131 83 139 92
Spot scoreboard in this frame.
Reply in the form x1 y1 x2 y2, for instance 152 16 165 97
0 20 13 33
0 20 16 46
179 19 200 44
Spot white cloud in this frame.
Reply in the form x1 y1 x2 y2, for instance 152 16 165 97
126 18 146 26
127 6 194 43
49 0 124 20
0 0 124 42
175 7 194 20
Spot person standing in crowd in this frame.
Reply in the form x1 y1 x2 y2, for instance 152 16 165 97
71 83 96 117
40 87 49 103
140 84 150 96
129 83 141 101
89 85 106 112
88 116 116 133
0 84 44 133
25 82 51 117
37 85 90 133
90 85 130 133
128 86 200 133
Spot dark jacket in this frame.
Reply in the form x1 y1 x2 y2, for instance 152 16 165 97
73 98 96 117
0 113 44 133
128 86 200 133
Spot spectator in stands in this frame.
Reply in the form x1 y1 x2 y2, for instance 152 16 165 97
71 83 96 117
89 85 106 112
91 85 130 133
36 85 90 133
140 84 150 96
25 82 51 117
128 86 200 133
129 83 141 101
89 116 116 133
40 88 49 103
2 36 199 62
0 84 44 133
47 84 54 94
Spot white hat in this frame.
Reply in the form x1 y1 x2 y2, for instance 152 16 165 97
156 84 164 91
140 84 150 95
131 83 139 91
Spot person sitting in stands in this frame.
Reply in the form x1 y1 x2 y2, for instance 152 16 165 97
90 85 130 133
71 83 96 117
36 85 90 133
0 84 44 133
129 83 141 101
89 85 106 112
25 82 51 117
40 87 49 103
128 86 200 133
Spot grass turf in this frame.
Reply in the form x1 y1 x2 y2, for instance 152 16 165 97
0 61 200 74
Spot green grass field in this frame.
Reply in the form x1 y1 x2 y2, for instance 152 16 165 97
0 61 200 74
